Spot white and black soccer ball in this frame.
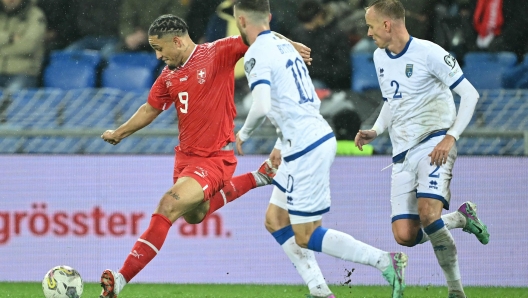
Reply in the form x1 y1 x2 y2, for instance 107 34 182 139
42 265 84 298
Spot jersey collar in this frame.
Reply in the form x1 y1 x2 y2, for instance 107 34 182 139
385 36 413 59
258 30 272 37
180 44 198 68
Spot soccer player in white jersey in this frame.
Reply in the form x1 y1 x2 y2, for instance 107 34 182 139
355 1 490 298
233 1 408 297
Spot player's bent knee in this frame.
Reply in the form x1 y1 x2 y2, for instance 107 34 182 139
156 195 186 222
293 234 310 248
394 236 416 247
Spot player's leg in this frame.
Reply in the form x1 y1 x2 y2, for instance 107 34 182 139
100 176 206 298
184 159 276 224
415 201 489 245
389 162 423 247
291 219 407 298
285 139 406 298
418 198 465 298
415 140 465 298
265 187 333 298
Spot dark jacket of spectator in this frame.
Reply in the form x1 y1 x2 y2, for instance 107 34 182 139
185 0 223 43
290 1 351 90
0 0 46 77
72 0 121 38
120 0 189 52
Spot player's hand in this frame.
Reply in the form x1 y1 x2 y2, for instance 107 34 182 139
269 148 281 168
101 130 122 145
355 130 377 151
428 134 455 166
292 42 312 66
235 132 245 156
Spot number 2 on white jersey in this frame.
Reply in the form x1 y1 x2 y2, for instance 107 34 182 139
178 92 189 113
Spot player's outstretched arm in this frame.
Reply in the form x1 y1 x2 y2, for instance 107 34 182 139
272 32 312 65
355 102 390 150
101 102 162 145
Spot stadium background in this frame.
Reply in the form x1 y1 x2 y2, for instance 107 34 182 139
0 0 527 290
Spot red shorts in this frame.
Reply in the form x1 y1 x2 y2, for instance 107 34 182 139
173 146 237 200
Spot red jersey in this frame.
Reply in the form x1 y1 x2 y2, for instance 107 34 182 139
148 36 248 156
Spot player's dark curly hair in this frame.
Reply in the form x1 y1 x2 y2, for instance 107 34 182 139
148 14 188 38
233 0 270 14
367 0 405 20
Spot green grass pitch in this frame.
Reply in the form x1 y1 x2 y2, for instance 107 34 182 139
1 282 526 297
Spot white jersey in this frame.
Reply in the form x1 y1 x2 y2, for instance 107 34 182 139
373 37 464 161
244 30 333 158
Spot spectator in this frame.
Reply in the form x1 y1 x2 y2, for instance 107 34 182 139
290 0 351 90
432 0 477 60
118 0 189 53
473 0 503 49
204 0 279 93
37 0 77 51
400 0 436 40
64 0 122 59
185 0 223 43
269 0 299 37
0 0 46 92
489 0 528 60
332 109 373 156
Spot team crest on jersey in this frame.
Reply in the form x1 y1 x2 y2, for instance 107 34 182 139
444 54 457 69
244 58 256 74
197 68 206 84
405 64 413 78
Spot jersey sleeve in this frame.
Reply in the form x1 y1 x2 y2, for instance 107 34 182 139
214 35 248 69
244 47 272 91
426 45 465 90
147 74 173 111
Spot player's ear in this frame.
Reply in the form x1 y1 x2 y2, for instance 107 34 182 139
269 13 272 22
384 20 390 32
172 35 182 48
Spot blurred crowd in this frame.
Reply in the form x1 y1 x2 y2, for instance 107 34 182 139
0 0 527 93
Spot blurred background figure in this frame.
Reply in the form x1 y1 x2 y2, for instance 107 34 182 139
332 109 373 156
37 0 76 52
0 0 46 92
64 0 121 59
204 0 247 95
290 0 351 90
185 0 223 43
204 0 280 96
400 0 436 40
118 0 190 54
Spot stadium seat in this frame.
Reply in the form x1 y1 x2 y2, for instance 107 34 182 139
43 50 102 89
351 53 379 93
49 50 102 66
503 54 528 89
107 52 160 70
462 52 517 89
102 65 155 92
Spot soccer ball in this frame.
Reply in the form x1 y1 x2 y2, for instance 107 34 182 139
42 265 84 298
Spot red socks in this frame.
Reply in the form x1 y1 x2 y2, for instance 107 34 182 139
118 174 257 282
119 214 172 282
206 173 257 217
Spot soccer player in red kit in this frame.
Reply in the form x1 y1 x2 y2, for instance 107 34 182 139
99 14 311 297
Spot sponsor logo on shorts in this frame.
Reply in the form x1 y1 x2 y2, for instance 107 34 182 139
194 166 208 178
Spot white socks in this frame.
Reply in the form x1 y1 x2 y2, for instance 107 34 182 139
426 222 465 295
418 211 466 244
281 236 331 296
320 229 390 272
